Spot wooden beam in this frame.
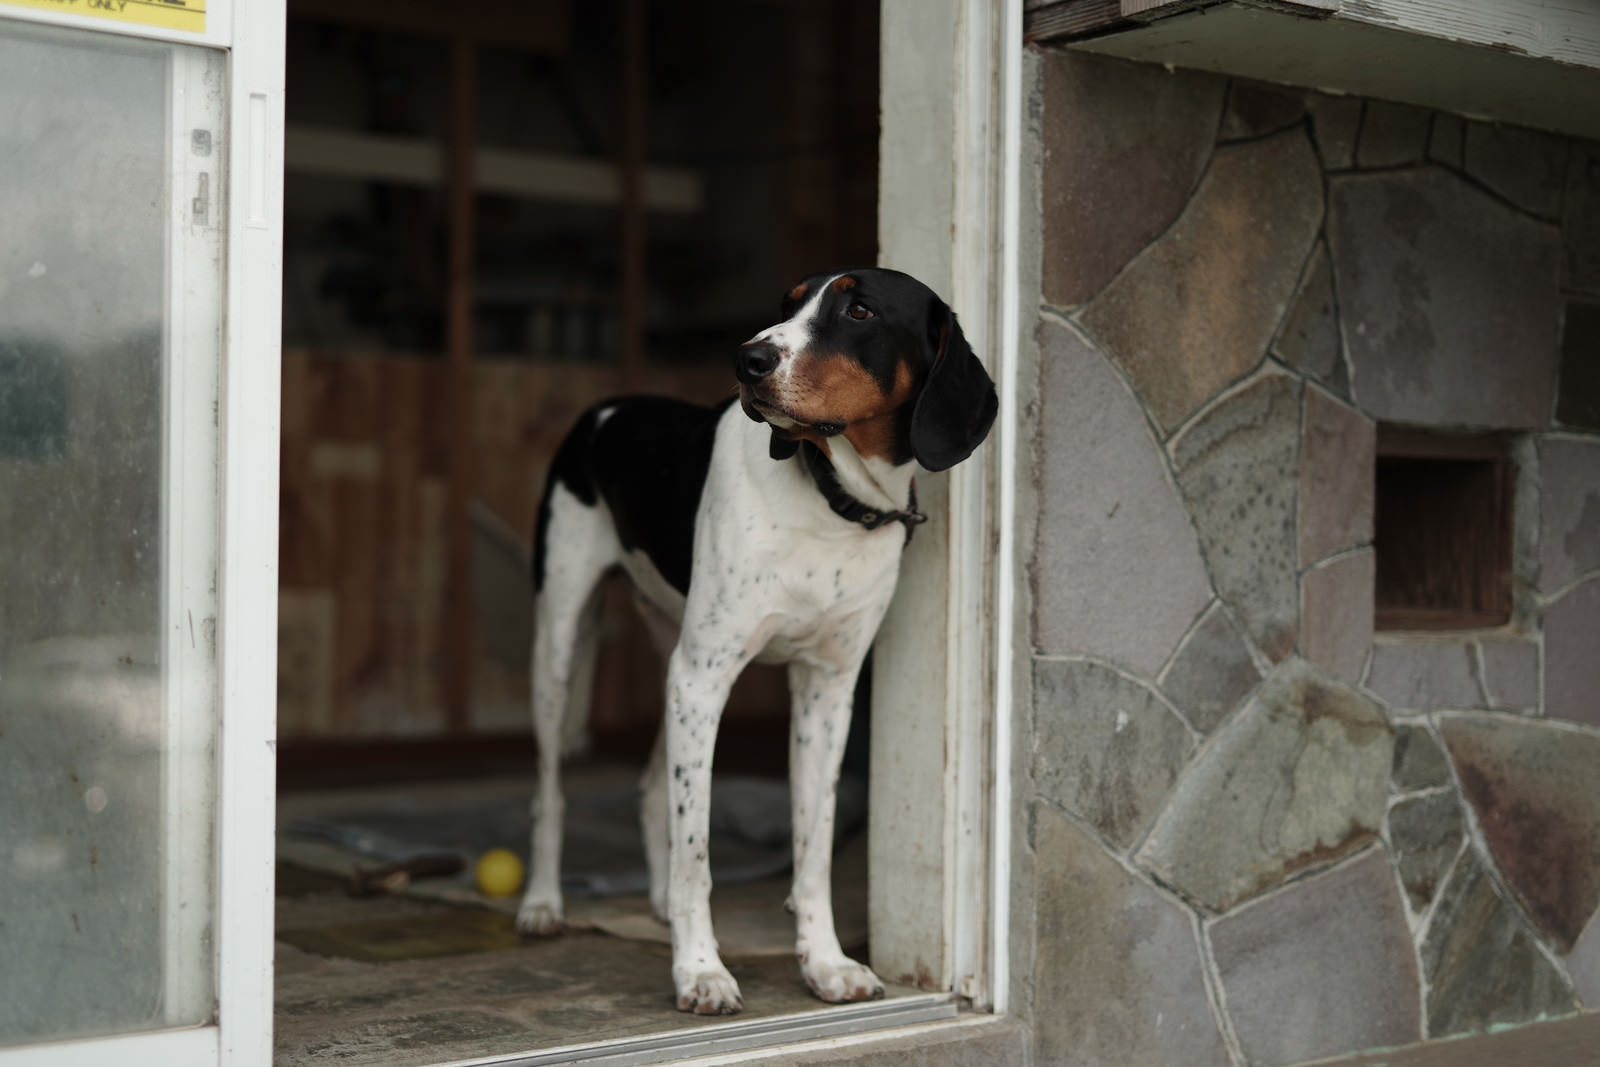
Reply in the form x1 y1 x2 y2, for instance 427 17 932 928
1025 0 1331 44
442 37 477 733
1024 0 1124 44
282 126 704 212
620 0 647 388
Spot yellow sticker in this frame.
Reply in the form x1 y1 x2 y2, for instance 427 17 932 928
1 0 206 33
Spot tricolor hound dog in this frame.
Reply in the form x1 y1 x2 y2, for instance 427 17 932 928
519 267 997 1014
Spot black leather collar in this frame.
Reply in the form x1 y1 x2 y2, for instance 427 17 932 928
798 441 926 543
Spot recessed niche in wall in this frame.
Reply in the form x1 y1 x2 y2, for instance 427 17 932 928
1374 428 1514 631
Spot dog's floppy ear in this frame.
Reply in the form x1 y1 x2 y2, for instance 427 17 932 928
910 298 997 472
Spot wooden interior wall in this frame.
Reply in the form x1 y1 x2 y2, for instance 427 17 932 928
278 349 788 742
275 0 878 752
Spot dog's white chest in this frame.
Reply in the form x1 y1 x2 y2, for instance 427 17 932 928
749 533 902 664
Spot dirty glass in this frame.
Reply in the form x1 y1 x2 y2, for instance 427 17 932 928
0 18 223 1046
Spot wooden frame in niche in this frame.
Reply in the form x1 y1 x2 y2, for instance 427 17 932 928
1373 427 1515 631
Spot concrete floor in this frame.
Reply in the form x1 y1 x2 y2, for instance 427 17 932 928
273 775 889 1067
275 913 887 1067
274 776 1600 1067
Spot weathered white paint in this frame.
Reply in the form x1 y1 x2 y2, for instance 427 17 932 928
1335 0 1600 67
0 1028 219 1067
1109 0 1600 65
875 0 962 999
876 0 1020 1012
1076 1 1600 140
217 3 287 1064
946 0 996 1009
163 40 227 1034
990 0 1026 1016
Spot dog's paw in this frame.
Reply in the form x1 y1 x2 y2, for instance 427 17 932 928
802 956 885 1004
515 900 564 937
674 967 744 1015
650 889 670 926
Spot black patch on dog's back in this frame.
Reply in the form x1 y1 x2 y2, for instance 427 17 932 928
533 396 733 595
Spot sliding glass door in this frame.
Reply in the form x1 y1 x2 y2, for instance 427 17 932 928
0 3 283 1064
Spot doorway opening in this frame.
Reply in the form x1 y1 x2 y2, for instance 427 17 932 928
270 1 896 1062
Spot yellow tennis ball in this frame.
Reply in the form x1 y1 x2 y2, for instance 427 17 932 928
475 848 525 897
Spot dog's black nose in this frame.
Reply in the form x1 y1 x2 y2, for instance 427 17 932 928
736 342 781 384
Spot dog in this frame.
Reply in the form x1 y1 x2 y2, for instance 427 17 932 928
517 267 997 1015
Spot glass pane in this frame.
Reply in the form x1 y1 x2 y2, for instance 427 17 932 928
0 18 224 1047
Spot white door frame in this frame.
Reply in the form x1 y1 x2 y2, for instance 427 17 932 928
871 0 1024 1015
217 1 287 1063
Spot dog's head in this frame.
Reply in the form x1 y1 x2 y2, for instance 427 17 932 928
734 268 997 471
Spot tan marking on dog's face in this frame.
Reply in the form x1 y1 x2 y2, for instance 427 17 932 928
782 352 887 423
788 282 809 303
752 351 916 462
841 359 915 461
831 275 857 293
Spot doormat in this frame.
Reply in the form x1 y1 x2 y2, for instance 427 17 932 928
277 909 524 963
283 774 867 901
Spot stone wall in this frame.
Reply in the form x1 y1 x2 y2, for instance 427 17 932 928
1024 48 1600 1066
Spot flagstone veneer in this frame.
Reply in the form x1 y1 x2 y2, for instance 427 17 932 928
1306 92 1361 169
1388 791 1464 913
1329 168 1562 429
1033 658 1194 851
1365 641 1484 711
1355 100 1429 168
1422 851 1576 1037
1033 320 1212 675
1220 81 1305 142
1573 912 1600 1009
1428 112 1465 169
1081 129 1324 433
1440 712 1600 952
1033 807 1231 1067
1172 371 1303 663
1538 436 1600 593
1544 576 1600 728
1298 387 1373 567
1566 142 1600 297
1210 848 1421 1066
1160 601 1262 735
1558 300 1600 431
1271 242 1347 398
1463 120 1568 221
1299 550 1373 686
1478 638 1540 712
1026 66 1600 1063
1137 659 1393 913
1391 722 1451 793
1040 50 1224 309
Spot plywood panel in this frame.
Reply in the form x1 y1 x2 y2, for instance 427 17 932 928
278 350 788 743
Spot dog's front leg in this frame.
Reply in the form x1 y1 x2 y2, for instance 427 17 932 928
788 659 885 1003
666 632 750 1015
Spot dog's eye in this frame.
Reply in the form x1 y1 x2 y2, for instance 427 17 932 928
845 303 873 321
